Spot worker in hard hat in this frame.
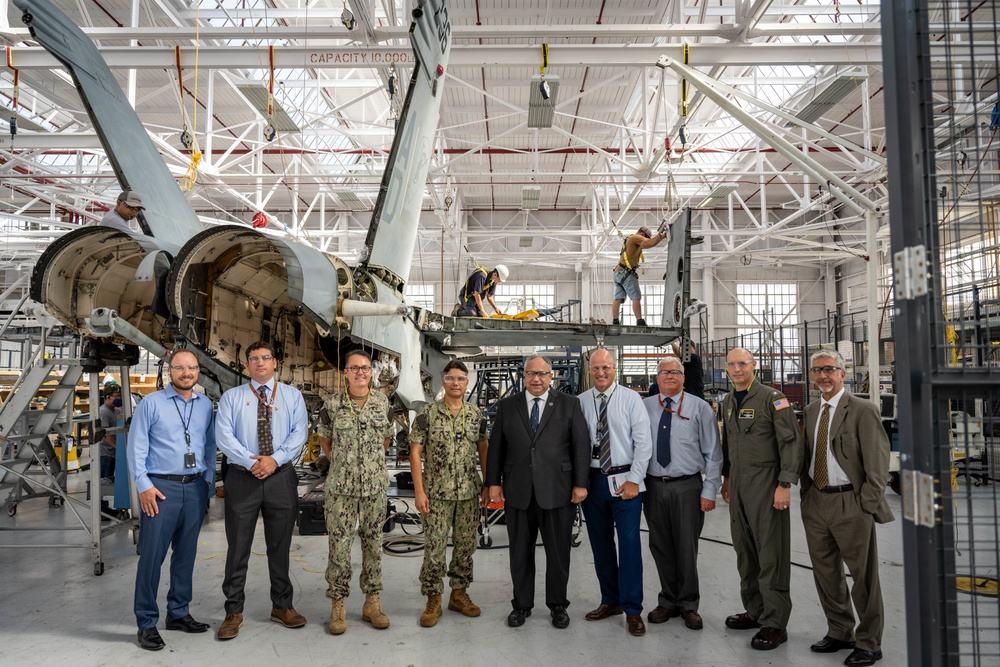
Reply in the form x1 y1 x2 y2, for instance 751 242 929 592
453 265 509 317
612 224 666 327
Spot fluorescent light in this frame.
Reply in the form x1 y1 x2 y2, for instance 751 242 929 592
518 236 534 248
236 84 300 132
527 75 559 129
522 186 540 210
335 190 367 211
697 184 738 208
787 71 867 126
8 113 49 132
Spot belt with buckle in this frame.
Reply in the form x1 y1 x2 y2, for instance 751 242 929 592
148 473 202 484
646 473 700 484
817 483 854 494
591 464 632 475
230 462 292 474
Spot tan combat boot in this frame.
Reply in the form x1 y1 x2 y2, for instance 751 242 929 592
448 588 481 617
328 598 346 635
419 594 443 628
362 593 390 629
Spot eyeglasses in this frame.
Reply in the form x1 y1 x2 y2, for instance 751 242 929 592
590 365 615 373
809 366 843 375
726 361 752 368
169 365 200 372
657 369 684 377
443 376 468 383
346 365 373 374
524 370 553 378
247 355 274 363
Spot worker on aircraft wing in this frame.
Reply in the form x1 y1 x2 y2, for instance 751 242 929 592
453 264 509 317
612 222 667 327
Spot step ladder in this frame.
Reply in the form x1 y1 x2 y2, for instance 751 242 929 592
0 354 81 514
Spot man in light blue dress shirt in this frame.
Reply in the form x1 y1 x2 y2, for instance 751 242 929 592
127 348 216 651
578 348 652 637
642 355 722 631
215 341 308 640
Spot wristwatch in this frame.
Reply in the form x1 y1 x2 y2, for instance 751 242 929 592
777 481 791 489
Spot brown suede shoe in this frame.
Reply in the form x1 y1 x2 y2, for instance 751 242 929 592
585 604 623 621
217 613 243 640
270 607 307 628
626 615 646 637
751 626 788 650
681 610 704 630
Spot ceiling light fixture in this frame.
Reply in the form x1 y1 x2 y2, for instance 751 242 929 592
787 71 867 126
527 75 559 129
696 184 738 208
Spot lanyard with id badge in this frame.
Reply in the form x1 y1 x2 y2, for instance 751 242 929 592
172 396 197 469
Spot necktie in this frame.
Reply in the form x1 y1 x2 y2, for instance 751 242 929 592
656 397 672 468
257 385 274 457
597 394 612 472
530 397 541 433
814 403 830 489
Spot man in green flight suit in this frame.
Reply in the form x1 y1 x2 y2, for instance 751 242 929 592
719 347 802 651
409 360 490 627
317 350 394 635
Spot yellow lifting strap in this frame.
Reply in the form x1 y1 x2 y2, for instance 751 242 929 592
620 237 645 271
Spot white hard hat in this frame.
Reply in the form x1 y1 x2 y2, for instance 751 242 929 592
494 264 509 282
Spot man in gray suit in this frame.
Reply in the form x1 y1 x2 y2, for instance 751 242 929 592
487 354 591 630
801 350 893 667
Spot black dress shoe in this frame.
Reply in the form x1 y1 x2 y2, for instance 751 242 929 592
750 626 788 650
507 608 531 627
725 611 760 630
844 648 883 666
550 606 570 629
647 606 680 624
165 614 210 633
811 635 856 653
137 627 165 651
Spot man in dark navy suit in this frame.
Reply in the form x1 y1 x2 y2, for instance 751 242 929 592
486 354 590 630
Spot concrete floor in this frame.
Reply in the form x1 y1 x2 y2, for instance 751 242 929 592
0 459 911 667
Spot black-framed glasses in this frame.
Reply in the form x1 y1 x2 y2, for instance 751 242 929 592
524 370 553 378
346 365 373 374
809 366 843 375
657 369 683 377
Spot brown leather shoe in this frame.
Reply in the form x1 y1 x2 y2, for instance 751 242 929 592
216 613 243 640
270 607 307 628
626 614 646 637
647 606 680 624
681 610 703 630
585 604 623 621
725 611 760 630
751 626 788 650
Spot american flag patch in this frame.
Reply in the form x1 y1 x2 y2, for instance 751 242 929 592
773 398 791 410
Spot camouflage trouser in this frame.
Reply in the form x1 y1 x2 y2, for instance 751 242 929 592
419 496 480 596
325 491 386 599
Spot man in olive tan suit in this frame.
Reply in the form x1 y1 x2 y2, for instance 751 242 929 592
801 350 893 667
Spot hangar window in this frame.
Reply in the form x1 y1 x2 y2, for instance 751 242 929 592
404 283 436 312
736 283 800 378
496 283 555 314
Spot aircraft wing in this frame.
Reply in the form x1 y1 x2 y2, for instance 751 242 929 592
361 0 451 294
15 0 204 246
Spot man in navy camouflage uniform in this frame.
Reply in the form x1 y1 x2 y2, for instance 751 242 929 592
409 360 489 627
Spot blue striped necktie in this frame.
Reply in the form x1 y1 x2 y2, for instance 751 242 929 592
530 397 540 433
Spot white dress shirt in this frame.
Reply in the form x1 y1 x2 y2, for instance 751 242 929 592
525 389 550 420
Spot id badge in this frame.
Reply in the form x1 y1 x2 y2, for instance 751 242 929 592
184 452 197 469
591 444 601 460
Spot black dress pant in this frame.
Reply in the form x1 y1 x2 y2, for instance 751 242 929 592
222 465 299 613
506 493 576 611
